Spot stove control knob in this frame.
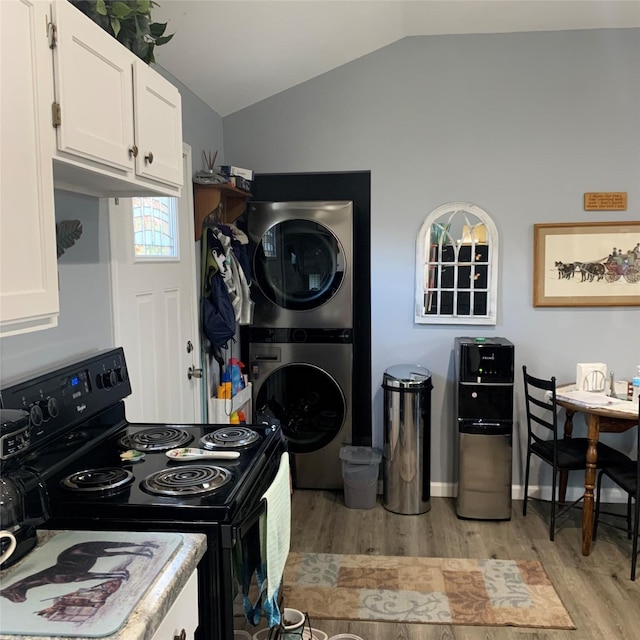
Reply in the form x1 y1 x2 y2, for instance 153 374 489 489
115 366 128 383
43 398 60 418
30 403 44 427
38 397 59 420
97 370 118 389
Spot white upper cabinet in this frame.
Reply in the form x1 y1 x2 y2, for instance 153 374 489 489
52 0 134 174
133 60 183 188
50 0 183 197
0 0 59 337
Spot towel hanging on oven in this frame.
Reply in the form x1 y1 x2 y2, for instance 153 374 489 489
259 452 291 626
231 453 291 628
232 523 265 626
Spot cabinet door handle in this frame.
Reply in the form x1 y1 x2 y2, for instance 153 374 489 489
173 630 186 640
128 144 138 158
145 151 154 164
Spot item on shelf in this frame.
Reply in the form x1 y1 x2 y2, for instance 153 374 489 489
218 370 232 398
227 175 252 193
193 170 228 185
229 358 246 396
209 382 253 425
219 164 254 181
194 150 228 185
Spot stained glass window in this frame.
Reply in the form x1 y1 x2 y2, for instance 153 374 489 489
132 197 178 258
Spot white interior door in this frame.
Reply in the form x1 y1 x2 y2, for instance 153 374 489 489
109 144 202 423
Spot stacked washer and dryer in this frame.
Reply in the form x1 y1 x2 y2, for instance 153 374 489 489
247 201 353 489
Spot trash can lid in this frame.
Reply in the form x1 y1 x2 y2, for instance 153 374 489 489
383 364 431 389
339 446 382 465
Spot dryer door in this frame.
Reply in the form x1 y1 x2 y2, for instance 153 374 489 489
254 219 344 311
254 362 346 454
248 201 353 328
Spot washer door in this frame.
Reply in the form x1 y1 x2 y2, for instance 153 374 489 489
254 363 346 453
253 219 345 311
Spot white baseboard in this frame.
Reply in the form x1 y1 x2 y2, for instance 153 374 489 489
429 482 629 503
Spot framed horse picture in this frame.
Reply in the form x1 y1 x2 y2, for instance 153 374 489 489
533 221 640 307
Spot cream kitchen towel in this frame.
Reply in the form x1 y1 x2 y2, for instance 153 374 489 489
260 452 291 603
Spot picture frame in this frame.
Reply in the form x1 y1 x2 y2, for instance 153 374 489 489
533 221 640 307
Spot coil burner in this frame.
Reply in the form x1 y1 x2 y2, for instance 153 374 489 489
61 468 134 493
118 427 193 452
141 465 232 496
200 426 260 450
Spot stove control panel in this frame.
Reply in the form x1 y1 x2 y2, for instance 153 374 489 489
0 348 132 456
0 408 31 460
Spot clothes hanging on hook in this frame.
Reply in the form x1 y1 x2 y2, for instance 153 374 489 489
201 225 237 357
206 225 253 326
217 223 251 285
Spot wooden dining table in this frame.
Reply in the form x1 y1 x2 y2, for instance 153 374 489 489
555 384 639 556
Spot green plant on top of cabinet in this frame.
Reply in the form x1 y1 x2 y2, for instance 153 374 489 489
69 0 174 65
50 0 183 197
1 0 59 337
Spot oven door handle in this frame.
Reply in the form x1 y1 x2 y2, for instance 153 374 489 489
237 498 266 541
222 498 267 548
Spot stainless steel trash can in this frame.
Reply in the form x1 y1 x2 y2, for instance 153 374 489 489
382 364 433 514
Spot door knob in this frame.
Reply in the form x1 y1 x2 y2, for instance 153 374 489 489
188 366 203 380
144 151 154 164
173 630 186 640
128 144 138 158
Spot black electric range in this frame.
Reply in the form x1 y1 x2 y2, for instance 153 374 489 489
0 348 286 640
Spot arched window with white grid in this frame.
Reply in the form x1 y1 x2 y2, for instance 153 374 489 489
415 202 499 325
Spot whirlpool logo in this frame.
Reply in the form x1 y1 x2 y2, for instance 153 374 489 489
76 403 87 413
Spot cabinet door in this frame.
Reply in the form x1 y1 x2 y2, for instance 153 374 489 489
0 0 59 336
52 0 134 173
133 60 183 188
151 570 198 640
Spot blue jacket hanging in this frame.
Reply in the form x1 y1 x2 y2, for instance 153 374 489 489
202 226 236 351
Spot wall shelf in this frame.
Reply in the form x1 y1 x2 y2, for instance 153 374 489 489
193 183 251 241
209 382 253 424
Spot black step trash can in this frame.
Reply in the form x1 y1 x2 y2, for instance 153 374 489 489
382 364 433 514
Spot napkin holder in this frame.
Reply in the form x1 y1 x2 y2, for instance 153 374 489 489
576 362 607 392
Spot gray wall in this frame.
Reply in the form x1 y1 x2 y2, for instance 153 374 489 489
223 30 640 492
154 66 226 174
0 69 223 384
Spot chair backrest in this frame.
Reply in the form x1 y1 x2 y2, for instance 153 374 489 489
636 396 640 503
522 365 560 446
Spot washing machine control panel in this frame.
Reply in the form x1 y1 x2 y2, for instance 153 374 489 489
248 328 352 343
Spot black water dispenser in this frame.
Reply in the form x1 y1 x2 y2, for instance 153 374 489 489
454 337 514 520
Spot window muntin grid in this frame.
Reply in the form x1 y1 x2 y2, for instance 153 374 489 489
133 196 179 259
415 202 498 325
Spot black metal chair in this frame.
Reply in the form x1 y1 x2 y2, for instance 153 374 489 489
522 366 631 541
593 395 639 580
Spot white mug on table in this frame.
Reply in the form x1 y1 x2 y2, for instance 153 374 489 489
0 530 17 565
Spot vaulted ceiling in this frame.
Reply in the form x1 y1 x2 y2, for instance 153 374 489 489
153 1 640 117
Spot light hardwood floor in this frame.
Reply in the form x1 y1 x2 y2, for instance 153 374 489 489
288 490 640 640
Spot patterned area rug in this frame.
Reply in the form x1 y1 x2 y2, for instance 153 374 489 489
283 553 575 629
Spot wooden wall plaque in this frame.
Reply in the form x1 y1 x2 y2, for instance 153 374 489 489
584 192 627 211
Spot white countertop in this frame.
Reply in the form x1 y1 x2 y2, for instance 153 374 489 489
0 530 207 640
